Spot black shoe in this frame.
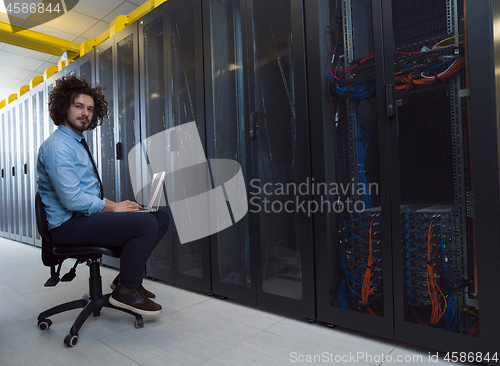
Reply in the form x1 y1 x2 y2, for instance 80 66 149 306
110 283 162 316
110 275 156 301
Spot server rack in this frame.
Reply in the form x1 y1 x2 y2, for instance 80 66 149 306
139 0 211 292
94 24 143 269
31 80 45 248
138 6 174 282
245 0 315 318
307 0 499 356
95 35 117 204
0 105 6 238
307 0 394 338
388 0 499 357
203 0 256 304
7 96 20 242
18 89 33 245
385 0 481 352
95 34 121 269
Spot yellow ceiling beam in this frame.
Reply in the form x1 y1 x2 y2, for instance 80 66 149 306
110 15 128 36
128 0 167 25
0 19 80 59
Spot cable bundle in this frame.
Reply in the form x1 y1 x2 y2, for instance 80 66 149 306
361 219 378 316
395 56 465 92
426 220 447 325
340 217 382 314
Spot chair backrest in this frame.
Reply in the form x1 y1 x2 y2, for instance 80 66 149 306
35 192 59 266
35 192 51 241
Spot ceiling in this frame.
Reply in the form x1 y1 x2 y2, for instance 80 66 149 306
0 0 147 101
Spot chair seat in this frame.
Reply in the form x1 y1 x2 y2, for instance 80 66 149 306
53 245 122 258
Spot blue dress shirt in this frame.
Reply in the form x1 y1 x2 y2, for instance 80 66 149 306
37 125 106 230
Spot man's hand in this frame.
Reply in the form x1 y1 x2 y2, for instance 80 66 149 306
100 200 142 213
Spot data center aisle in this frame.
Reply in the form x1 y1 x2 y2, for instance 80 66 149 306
0 237 476 366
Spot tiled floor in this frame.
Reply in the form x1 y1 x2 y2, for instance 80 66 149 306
0 237 475 366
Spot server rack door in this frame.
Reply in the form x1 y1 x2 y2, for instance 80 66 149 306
139 5 175 283
386 0 483 353
32 82 45 248
79 51 97 159
20 94 32 245
245 0 315 318
0 108 6 238
203 0 256 303
305 0 394 338
9 100 21 242
165 0 210 292
96 37 117 203
139 1 210 290
96 36 120 269
115 23 141 207
467 0 500 359
5 105 12 240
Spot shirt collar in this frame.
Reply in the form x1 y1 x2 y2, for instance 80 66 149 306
58 125 84 142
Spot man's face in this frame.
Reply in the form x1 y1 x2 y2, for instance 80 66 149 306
63 94 94 136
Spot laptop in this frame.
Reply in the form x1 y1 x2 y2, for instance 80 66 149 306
137 171 165 212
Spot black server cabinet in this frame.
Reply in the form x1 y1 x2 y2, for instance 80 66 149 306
388 0 498 358
386 0 481 351
96 36 118 203
96 23 143 270
95 35 118 268
308 0 498 356
139 0 210 292
245 0 315 318
306 0 394 338
203 0 256 304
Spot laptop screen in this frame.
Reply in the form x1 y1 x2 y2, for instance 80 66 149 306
147 171 166 209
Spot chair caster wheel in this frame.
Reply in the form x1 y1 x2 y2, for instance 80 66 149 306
64 333 78 347
306 318 316 323
38 318 52 331
326 323 337 328
135 316 144 329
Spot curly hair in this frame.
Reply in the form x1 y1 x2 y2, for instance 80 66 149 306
48 75 109 130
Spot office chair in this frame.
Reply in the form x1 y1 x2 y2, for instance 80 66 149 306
35 192 144 347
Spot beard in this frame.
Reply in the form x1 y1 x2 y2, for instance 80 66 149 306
66 117 90 133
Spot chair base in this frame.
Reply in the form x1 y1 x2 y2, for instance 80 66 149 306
37 292 144 346
37 257 144 347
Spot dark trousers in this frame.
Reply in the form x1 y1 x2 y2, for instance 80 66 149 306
50 210 170 289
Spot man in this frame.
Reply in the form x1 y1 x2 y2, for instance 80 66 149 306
37 75 169 316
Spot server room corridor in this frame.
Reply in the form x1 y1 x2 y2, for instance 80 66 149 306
0 237 475 366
